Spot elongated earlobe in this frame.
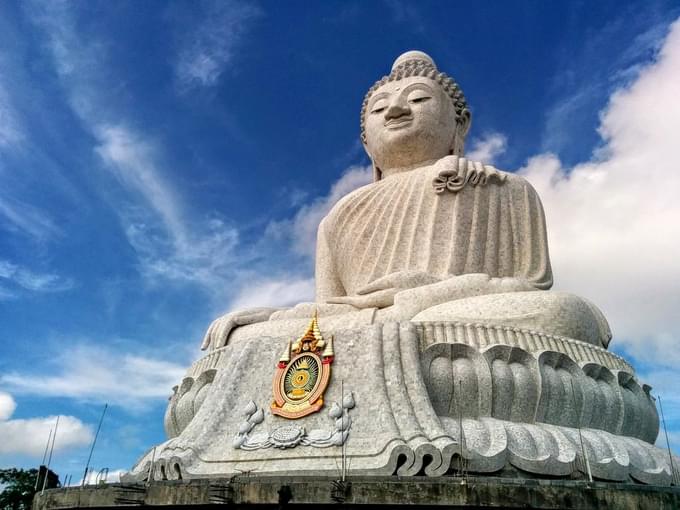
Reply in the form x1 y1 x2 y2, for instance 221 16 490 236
449 129 462 156
373 163 382 182
459 111 472 137
364 143 382 182
452 111 471 156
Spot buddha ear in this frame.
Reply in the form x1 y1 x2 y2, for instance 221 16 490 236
363 141 382 182
458 110 472 137
372 163 382 182
450 110 472 156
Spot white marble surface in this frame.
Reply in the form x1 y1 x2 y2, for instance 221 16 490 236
127 322 675 484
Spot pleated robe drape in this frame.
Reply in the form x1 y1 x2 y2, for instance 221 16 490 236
315 156 553 302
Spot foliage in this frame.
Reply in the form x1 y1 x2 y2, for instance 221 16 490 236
0 469 39 510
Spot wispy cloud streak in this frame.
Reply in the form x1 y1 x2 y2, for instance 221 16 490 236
0 193 61 241
172 0 262 89
1 344 186 409
0 79 23 148
0 259 73 298
25 2 246 300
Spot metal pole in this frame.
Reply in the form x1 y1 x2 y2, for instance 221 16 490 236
82 404 108 487
41 427 53 465
570 379 592 482
35 427 53 489
658 396 677 484
42 415 60 494
146 447 156 486
458 380 467 481
341 379 345 482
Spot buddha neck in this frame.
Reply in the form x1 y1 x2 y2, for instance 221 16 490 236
379 158 441 180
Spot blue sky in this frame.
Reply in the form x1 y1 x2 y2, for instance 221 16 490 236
1 0 679 483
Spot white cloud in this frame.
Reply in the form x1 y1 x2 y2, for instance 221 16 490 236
518 18 680 368
75 468 126 486
1 345 186 409
540 16 672 155
229 277 315 311
466 133 508 164
0 391 17 421
0 416 92 457
0 259 73 297
0 391 92 457
173 0 261 89
268 165 371 260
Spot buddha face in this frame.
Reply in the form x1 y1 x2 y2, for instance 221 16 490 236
364 76 461 177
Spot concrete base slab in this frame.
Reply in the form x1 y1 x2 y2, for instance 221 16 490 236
34 476 679 510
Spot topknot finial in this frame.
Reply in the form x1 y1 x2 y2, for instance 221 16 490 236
391 50 436 71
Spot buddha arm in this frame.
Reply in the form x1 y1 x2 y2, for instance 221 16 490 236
377 273 538 322
329 271 540 315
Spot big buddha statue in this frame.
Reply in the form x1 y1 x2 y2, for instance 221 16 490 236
125 51 678 485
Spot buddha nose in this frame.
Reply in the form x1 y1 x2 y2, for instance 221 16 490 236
384 97 411 120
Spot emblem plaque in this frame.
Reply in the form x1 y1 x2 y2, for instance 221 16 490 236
271 312 334 419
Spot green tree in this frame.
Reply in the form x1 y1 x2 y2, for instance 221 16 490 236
0 469 39 510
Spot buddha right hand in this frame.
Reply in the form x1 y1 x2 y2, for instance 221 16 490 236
200 308 281 351
326 271 443 309
356 271 443 295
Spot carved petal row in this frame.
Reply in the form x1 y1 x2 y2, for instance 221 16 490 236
421 343 658 443
128 418 679 485
415 321 632 372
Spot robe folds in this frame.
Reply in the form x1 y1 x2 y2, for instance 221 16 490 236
315 156 553 301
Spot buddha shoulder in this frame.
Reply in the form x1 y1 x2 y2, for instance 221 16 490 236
447 156 541 196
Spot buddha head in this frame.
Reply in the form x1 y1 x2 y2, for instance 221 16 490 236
361 51 471 181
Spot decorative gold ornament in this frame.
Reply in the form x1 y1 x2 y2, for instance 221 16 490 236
271 311 334 419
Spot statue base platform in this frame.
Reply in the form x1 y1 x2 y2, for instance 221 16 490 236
124 321 678 486
34 476 680 510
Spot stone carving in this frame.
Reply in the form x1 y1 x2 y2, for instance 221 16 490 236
164 369 216 438
233 395 355 451
432 158 505 194
124 50 678 486
126 323 678 484
271 314 334 419
419 342 657 443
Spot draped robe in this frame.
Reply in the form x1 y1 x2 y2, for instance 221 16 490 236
315 156 553 302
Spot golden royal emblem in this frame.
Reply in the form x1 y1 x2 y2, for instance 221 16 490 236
271 312 334 419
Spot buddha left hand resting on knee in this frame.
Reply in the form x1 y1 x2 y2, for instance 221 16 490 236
327 272 538 320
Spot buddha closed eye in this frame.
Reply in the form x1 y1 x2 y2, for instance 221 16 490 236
408 92 431 104
370 98 388 114
369 86 433 115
